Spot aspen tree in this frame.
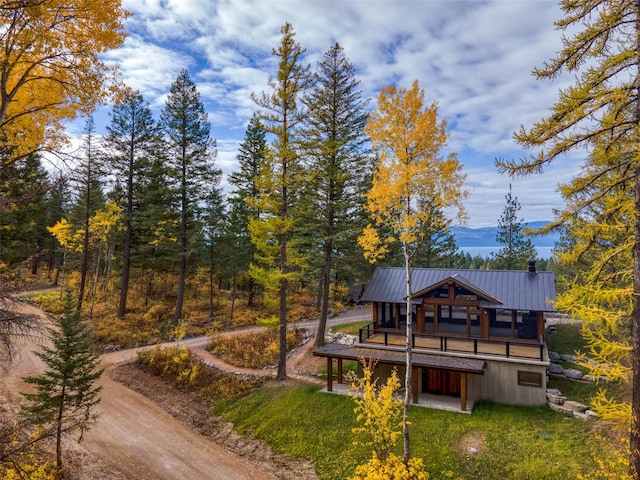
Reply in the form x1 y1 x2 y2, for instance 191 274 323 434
359 80 467 463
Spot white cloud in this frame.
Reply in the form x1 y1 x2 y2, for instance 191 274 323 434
90 0 577 228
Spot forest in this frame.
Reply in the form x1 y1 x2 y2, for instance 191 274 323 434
1 0 639 478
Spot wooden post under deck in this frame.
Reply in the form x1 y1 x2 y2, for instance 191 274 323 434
460 372 467 412
327 357 333 392
337 358 343 384
412 367 420 404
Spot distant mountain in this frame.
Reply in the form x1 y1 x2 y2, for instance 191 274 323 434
450 221 561 248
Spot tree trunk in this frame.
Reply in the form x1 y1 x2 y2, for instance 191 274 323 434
403 245 412 465
315 241 333 348
277 229 288 380
630 8 640 476
118 217 132 318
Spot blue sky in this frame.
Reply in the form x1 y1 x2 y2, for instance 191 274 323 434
78 0 581 228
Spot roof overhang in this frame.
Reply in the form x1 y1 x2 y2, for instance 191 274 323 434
411 274 502 305
313 343 486 374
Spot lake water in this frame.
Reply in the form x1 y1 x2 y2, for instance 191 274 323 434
458 246 554 260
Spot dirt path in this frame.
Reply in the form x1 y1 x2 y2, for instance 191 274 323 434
2 300 279 480
1 298 372 479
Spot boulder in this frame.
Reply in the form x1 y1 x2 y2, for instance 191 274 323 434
545 389 566 405
563 368 583 380
548 351 560 361
548 402 574 416
548 363 564 375
559 353 575 362
564 400 589 413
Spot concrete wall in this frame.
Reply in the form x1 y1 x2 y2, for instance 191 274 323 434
467 359 547 406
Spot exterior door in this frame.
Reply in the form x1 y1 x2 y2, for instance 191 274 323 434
422 369 461 397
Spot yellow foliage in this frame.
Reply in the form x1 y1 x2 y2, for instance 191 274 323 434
350 452 428 480
578 435 630 480
350 361 403 460
358 80 467 263
0 1 129 166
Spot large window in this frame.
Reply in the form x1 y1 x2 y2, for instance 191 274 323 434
377 303 395 328
438 305 467 335
516 311 538 340
490 309 513 338
398 304 417 330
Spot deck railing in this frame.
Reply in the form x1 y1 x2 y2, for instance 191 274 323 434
358 322 545 361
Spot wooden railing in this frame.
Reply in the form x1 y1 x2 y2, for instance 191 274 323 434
358 322 545 361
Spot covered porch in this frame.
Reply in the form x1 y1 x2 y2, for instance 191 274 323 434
312 343 486 413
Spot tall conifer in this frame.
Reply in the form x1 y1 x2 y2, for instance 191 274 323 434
161 70 220 325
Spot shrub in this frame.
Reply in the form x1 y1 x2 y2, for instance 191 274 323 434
207 328 306 369
137 345 263 399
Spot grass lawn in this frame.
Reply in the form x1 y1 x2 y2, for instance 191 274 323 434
214 383 616 480
329 320 371 336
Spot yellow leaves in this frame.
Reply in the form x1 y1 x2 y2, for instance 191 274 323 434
350 452 429 480
359 79 467 262
0 0 129 165
350 362 403 460
47 202 122 252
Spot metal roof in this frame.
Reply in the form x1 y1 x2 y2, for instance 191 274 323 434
359 267 556 312
313 343 486 374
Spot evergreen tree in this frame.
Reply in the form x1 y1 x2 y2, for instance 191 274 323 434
0 154 49 269
70 117 105 311
412 205 459 268
226 114 267 309
301 42 372 347
104 88 163 318
20 289 103 472
160 69 221 325
491 185 536 270
496 0 639 474
250 23 311 380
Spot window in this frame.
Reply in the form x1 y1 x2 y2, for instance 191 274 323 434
518 370 543 387
516 311 538 340
378 303 395 328
490 309 513 338
454 285 477 301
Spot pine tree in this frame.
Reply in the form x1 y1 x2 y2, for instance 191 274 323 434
104 88 163 318
301 42 372 348
495 0 640 475
491 185 537 270
250 23 311 380
226 114 267 308
161 69 221 325
70 117 105 311
20 289 103 472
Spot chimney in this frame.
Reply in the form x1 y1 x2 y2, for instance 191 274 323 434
528 259 537 273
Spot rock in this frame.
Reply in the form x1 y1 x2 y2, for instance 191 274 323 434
548 402 573 415
548 351 560 361
548 363 564 374
564 400 589 413
573 411 590 420
559 353 575 362
546 391 566 405
563 368 583 380
585 410 599 419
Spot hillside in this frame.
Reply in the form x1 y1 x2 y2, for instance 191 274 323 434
450 221 560 248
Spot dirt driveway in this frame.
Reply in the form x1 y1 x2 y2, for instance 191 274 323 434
1 298 372 479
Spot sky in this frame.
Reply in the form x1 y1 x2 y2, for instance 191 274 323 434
80 0 582 228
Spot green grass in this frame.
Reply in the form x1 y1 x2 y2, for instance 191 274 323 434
214 384 616 480
329 320 371 336
547 323 586 355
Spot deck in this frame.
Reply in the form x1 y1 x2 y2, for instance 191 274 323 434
360 326 545 362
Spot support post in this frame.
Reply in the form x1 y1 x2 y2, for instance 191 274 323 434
327 357 333 392
460 372 467 412
337 358 343 384
412 367 420 404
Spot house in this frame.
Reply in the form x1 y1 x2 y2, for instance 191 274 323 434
313 262 556 412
